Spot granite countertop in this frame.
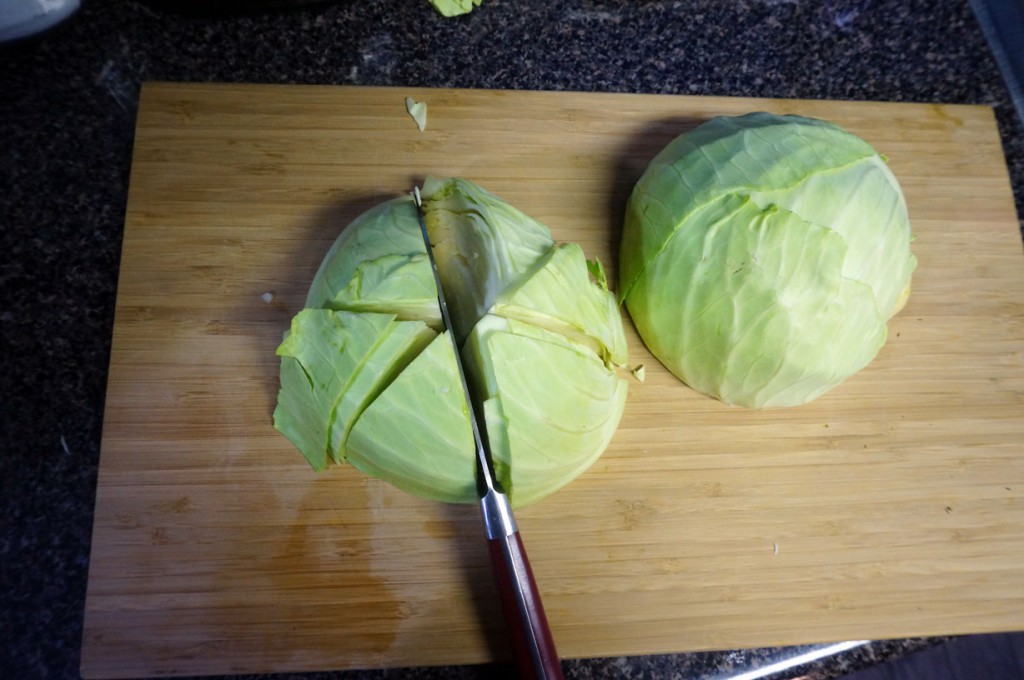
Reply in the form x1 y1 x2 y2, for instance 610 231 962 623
2 1 1022 678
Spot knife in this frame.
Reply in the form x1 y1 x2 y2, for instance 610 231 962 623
413 187 564 680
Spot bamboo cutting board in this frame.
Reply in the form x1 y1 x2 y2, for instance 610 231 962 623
81 83 1024 678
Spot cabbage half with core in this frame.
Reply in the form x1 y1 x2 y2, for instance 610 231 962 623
620 112 916 408
274 177 629 507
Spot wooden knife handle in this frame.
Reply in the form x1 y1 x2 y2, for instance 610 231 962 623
487 531 564 680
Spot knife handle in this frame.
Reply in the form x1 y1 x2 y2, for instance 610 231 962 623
487 530 564 680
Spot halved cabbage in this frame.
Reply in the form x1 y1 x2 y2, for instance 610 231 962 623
620 112 916 408
274 178 628 506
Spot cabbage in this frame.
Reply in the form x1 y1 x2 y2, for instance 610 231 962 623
620 112 916 408
274 178 628 507
428 0 482 17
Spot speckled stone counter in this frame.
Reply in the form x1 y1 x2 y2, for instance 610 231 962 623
2 1 1022 678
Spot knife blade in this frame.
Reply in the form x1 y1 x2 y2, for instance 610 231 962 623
413 186 563 680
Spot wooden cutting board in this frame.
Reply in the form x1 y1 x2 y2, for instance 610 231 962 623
81 83 1024 678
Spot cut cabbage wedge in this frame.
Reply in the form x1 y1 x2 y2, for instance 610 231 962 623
346 332 478 503
493 242 628 369
420 177 553 344
273 310 436 470
306 197 442 327
464 315 628 507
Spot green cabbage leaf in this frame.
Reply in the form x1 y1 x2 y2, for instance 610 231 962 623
428 0 482 17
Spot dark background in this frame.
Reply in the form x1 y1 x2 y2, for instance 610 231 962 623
2 1 1022 678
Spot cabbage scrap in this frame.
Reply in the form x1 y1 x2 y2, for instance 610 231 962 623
428 0 482 17
405 97 427 132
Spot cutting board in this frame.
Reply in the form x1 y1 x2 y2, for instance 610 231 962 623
81 83 1024 678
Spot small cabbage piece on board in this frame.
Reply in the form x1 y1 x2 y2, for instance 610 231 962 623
620 112 916 408
274 178 628 507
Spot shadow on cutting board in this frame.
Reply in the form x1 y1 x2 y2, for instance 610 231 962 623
247 192 400 421
604 115 709 267
438 501 523 678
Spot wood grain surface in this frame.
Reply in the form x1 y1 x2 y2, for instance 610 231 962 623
81 83 1024 678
